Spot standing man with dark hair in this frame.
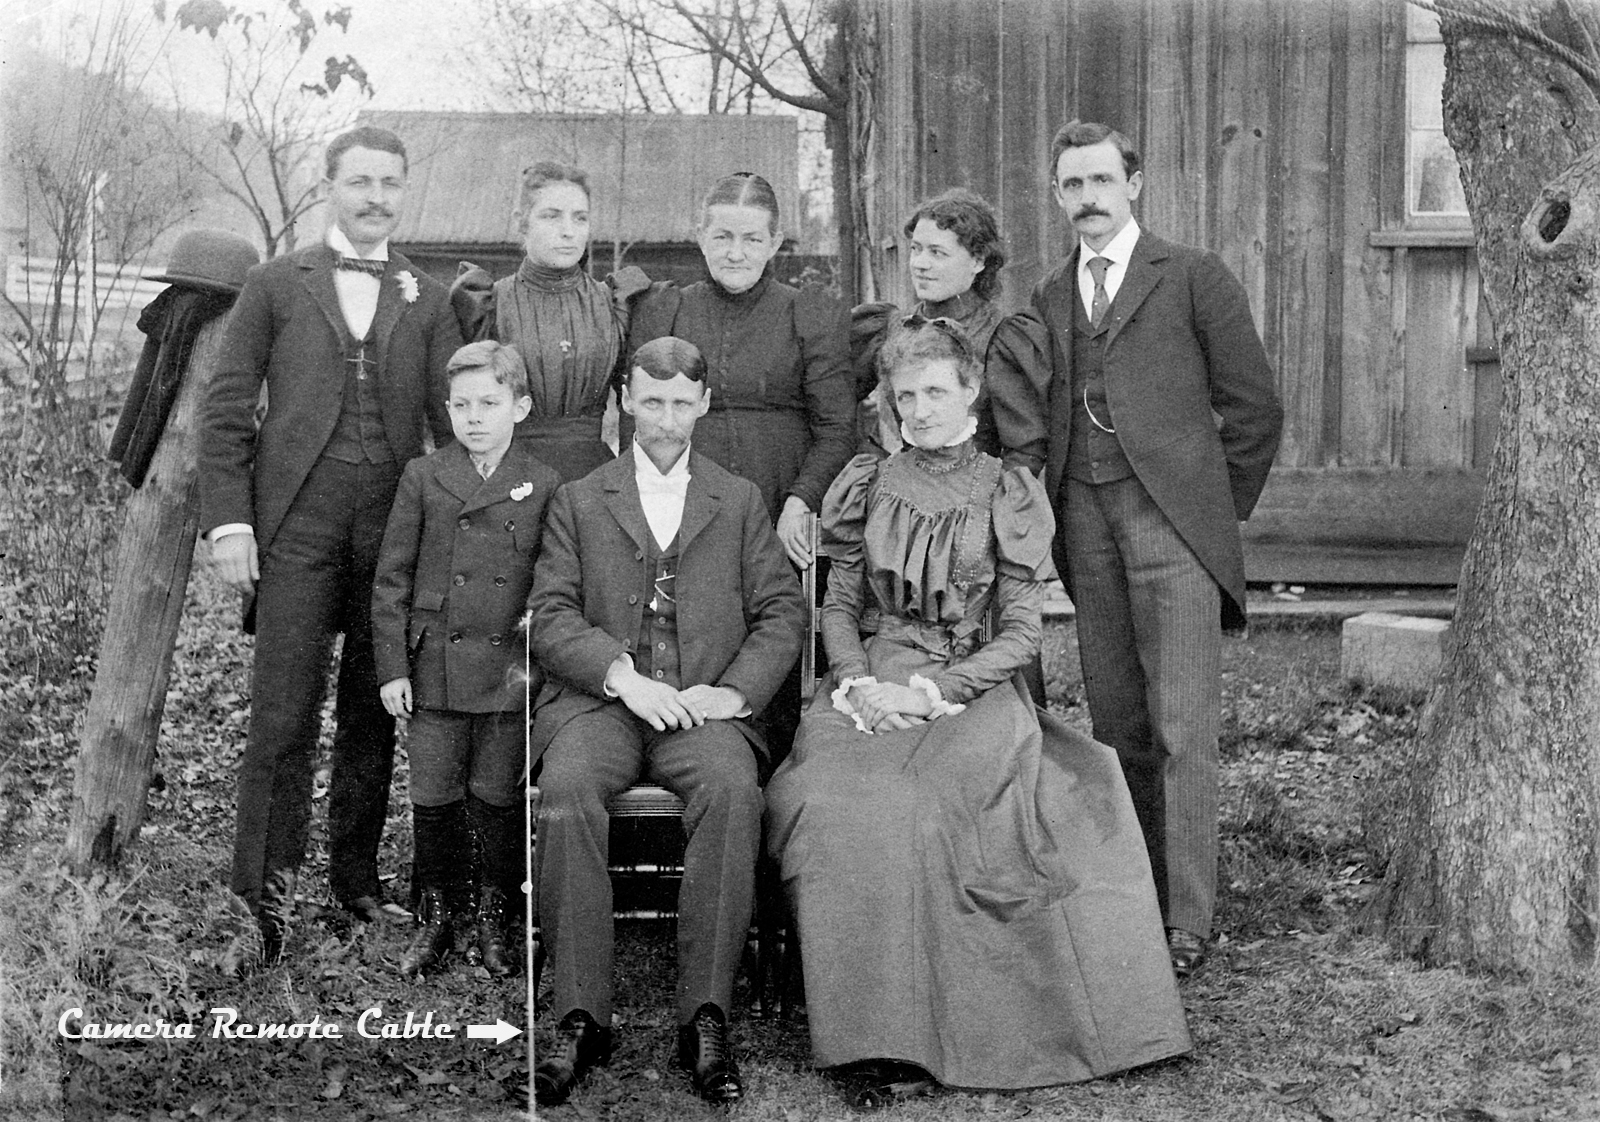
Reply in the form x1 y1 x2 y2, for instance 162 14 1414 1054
989 120 1282 979
201 125 463 963
527 336 804 1108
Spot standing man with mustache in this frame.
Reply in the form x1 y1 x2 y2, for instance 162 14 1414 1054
989 120 1282 979
201 125 463 963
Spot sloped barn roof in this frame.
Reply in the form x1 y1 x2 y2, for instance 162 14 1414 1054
357 110 799 247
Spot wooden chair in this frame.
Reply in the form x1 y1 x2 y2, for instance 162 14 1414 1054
527 517 821 1018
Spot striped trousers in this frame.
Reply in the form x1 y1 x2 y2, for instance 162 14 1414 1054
1061 475 1221 939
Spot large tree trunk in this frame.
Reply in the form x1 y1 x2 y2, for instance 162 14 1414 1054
65 314 228 870
1374 1 1600 974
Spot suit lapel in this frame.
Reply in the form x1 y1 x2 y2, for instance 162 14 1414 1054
372 249 412 369
600 456 655 557
1104 233 1168 349
675 453 720 554
299 245 352 344
432 442 482 505
457 443 539 515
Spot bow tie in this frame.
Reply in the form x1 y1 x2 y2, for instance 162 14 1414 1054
336 256 386 277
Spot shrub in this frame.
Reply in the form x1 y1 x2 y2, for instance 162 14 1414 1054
0 375 128 683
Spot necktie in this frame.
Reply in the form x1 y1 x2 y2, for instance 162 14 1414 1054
1087 256 1111 329
337 256 386 277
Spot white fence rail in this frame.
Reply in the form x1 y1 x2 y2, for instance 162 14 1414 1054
5 256 167 315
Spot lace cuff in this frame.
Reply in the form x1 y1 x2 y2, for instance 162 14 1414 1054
830 675 878 734
908 674 967 720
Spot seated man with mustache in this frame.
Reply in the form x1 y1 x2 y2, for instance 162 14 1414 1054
527 336 806 1108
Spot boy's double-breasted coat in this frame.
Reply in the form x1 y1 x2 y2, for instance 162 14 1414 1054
372 440 561 713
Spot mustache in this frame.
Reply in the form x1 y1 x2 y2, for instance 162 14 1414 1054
1074 207 1109 221
356 206 394 218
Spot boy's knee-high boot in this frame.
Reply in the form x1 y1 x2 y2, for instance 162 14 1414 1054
400 801 466 977
466 794 521 977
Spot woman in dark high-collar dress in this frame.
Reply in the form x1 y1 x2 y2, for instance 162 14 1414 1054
852 188 1010 456
452 161 648 482
765 318 1191 1110
625 171 855 572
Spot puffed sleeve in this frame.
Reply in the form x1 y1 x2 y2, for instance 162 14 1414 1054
788 286 857 514
605 265 652 335
816 453 879 681
450 261 497 342
984 311 1053 476
819 452 877 567
849 302 897 403
623 280 684 362
991 467 1058 582
923 466 1055 705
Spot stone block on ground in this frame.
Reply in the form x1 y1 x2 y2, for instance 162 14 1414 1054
1340 611 1451 693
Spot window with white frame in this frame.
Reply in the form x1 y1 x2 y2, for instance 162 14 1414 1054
1406 6 1470 225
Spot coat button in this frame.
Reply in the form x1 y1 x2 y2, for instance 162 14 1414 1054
489 634 503 646
452 574 466 586
449 632 463 643
655 669 665 678
628 594 638 605
504 519 515 532
458 517 471 530
635 550 643 561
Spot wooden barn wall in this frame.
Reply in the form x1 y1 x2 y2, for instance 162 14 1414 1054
869 0 1494 584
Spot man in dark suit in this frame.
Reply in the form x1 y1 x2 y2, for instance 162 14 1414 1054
528 336 805 1108
200 125 463 961
989 120 1283 979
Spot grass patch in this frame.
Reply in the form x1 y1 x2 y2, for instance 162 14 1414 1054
2 512 1595 1120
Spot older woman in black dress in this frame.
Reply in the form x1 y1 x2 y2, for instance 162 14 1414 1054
626 172 854 570
766 317 1190 1110
452 161 647 481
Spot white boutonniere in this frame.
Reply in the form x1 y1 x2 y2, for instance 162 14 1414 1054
509 482 534 501
396 270 419 303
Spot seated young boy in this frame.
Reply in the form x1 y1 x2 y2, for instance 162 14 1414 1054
372 340 561 977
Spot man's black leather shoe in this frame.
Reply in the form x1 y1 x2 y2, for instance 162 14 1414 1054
339 894 409 925
534 1009 612 1106
676 1003 743 1105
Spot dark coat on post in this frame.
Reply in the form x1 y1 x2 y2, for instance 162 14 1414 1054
526 451 807 769
198 243 460 549
988 231 1283 631
371 440 561 713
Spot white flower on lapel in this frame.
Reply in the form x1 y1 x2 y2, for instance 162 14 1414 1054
396 270 419 303
510 482 534 501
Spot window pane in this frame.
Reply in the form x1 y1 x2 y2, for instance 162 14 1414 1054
1408 5 1442 43
1409 43 1445 129
1411 130 1468 216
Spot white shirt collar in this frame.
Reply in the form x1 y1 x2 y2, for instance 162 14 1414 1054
631 438 692 481
327 223 389 262
1078 217 1140 273
632 439 692 551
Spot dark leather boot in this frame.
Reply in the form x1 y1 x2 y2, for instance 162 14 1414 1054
399 886 453 977
465 794 520 976
255 867 296 967
534 1009 612 1106
473 884 515 977
676 1003 743 1104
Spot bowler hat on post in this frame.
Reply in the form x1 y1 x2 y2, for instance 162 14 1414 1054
146 229 261 294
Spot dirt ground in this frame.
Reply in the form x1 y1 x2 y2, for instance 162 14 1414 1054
2 571 1596 1121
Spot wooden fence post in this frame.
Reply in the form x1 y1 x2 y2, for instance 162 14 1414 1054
65 313 228 870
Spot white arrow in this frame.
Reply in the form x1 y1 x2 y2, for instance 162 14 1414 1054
466 1020 523 1045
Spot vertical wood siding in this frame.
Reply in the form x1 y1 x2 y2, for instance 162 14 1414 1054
868 0 1492 483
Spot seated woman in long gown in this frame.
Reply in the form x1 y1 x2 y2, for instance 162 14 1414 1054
765 316 1192 1108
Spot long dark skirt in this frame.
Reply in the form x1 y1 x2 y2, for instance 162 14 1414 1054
765 636 1192 1089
